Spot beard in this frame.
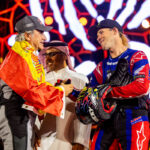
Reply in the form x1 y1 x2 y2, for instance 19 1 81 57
101 39 113 50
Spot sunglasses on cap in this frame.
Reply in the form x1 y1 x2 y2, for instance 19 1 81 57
43 51 64 57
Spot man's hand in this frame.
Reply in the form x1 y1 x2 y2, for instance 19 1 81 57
61 83 74 96
72 143 84 150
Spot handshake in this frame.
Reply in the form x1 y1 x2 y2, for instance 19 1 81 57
55 79 74 97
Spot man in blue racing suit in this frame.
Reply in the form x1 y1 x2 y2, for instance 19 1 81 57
76 19 150 150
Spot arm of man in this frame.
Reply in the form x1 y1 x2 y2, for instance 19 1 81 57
0 50 72 116
110 51 150 99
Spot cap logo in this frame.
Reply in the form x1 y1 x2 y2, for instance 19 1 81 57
25 23 34 27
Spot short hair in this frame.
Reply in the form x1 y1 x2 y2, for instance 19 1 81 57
15 30 33 42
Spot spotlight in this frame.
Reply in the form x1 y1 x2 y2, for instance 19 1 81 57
141 19 150 29
45 16 54 25
79 17 88 26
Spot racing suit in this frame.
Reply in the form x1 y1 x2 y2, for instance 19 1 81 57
89 48 150 150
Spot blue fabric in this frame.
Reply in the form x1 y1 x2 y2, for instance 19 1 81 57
95 130 104 150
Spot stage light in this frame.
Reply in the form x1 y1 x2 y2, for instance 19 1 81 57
8 34 16 46
45 16 54 25
75 61 96 75
97 15 104 23
79 17 88 26
141 19 150 29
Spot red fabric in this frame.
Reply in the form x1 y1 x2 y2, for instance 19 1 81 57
129 51 148 73
93 62 103 84
109 139 119 150
130 121 149 150
110 74 149 99
90 128 119 150
0 50 63 116
110 58 150 99
90 129 99 150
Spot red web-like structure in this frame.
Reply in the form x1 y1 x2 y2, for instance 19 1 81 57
0 0 150 66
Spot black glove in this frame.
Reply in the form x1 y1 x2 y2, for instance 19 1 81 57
108 58 133 86
75 59 133 124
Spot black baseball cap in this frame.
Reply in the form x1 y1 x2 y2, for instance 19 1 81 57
15 16 52 33
88 19 123 39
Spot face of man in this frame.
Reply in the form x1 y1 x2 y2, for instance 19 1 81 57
27 30 47 50
45 47 67 71
97 28 115 50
